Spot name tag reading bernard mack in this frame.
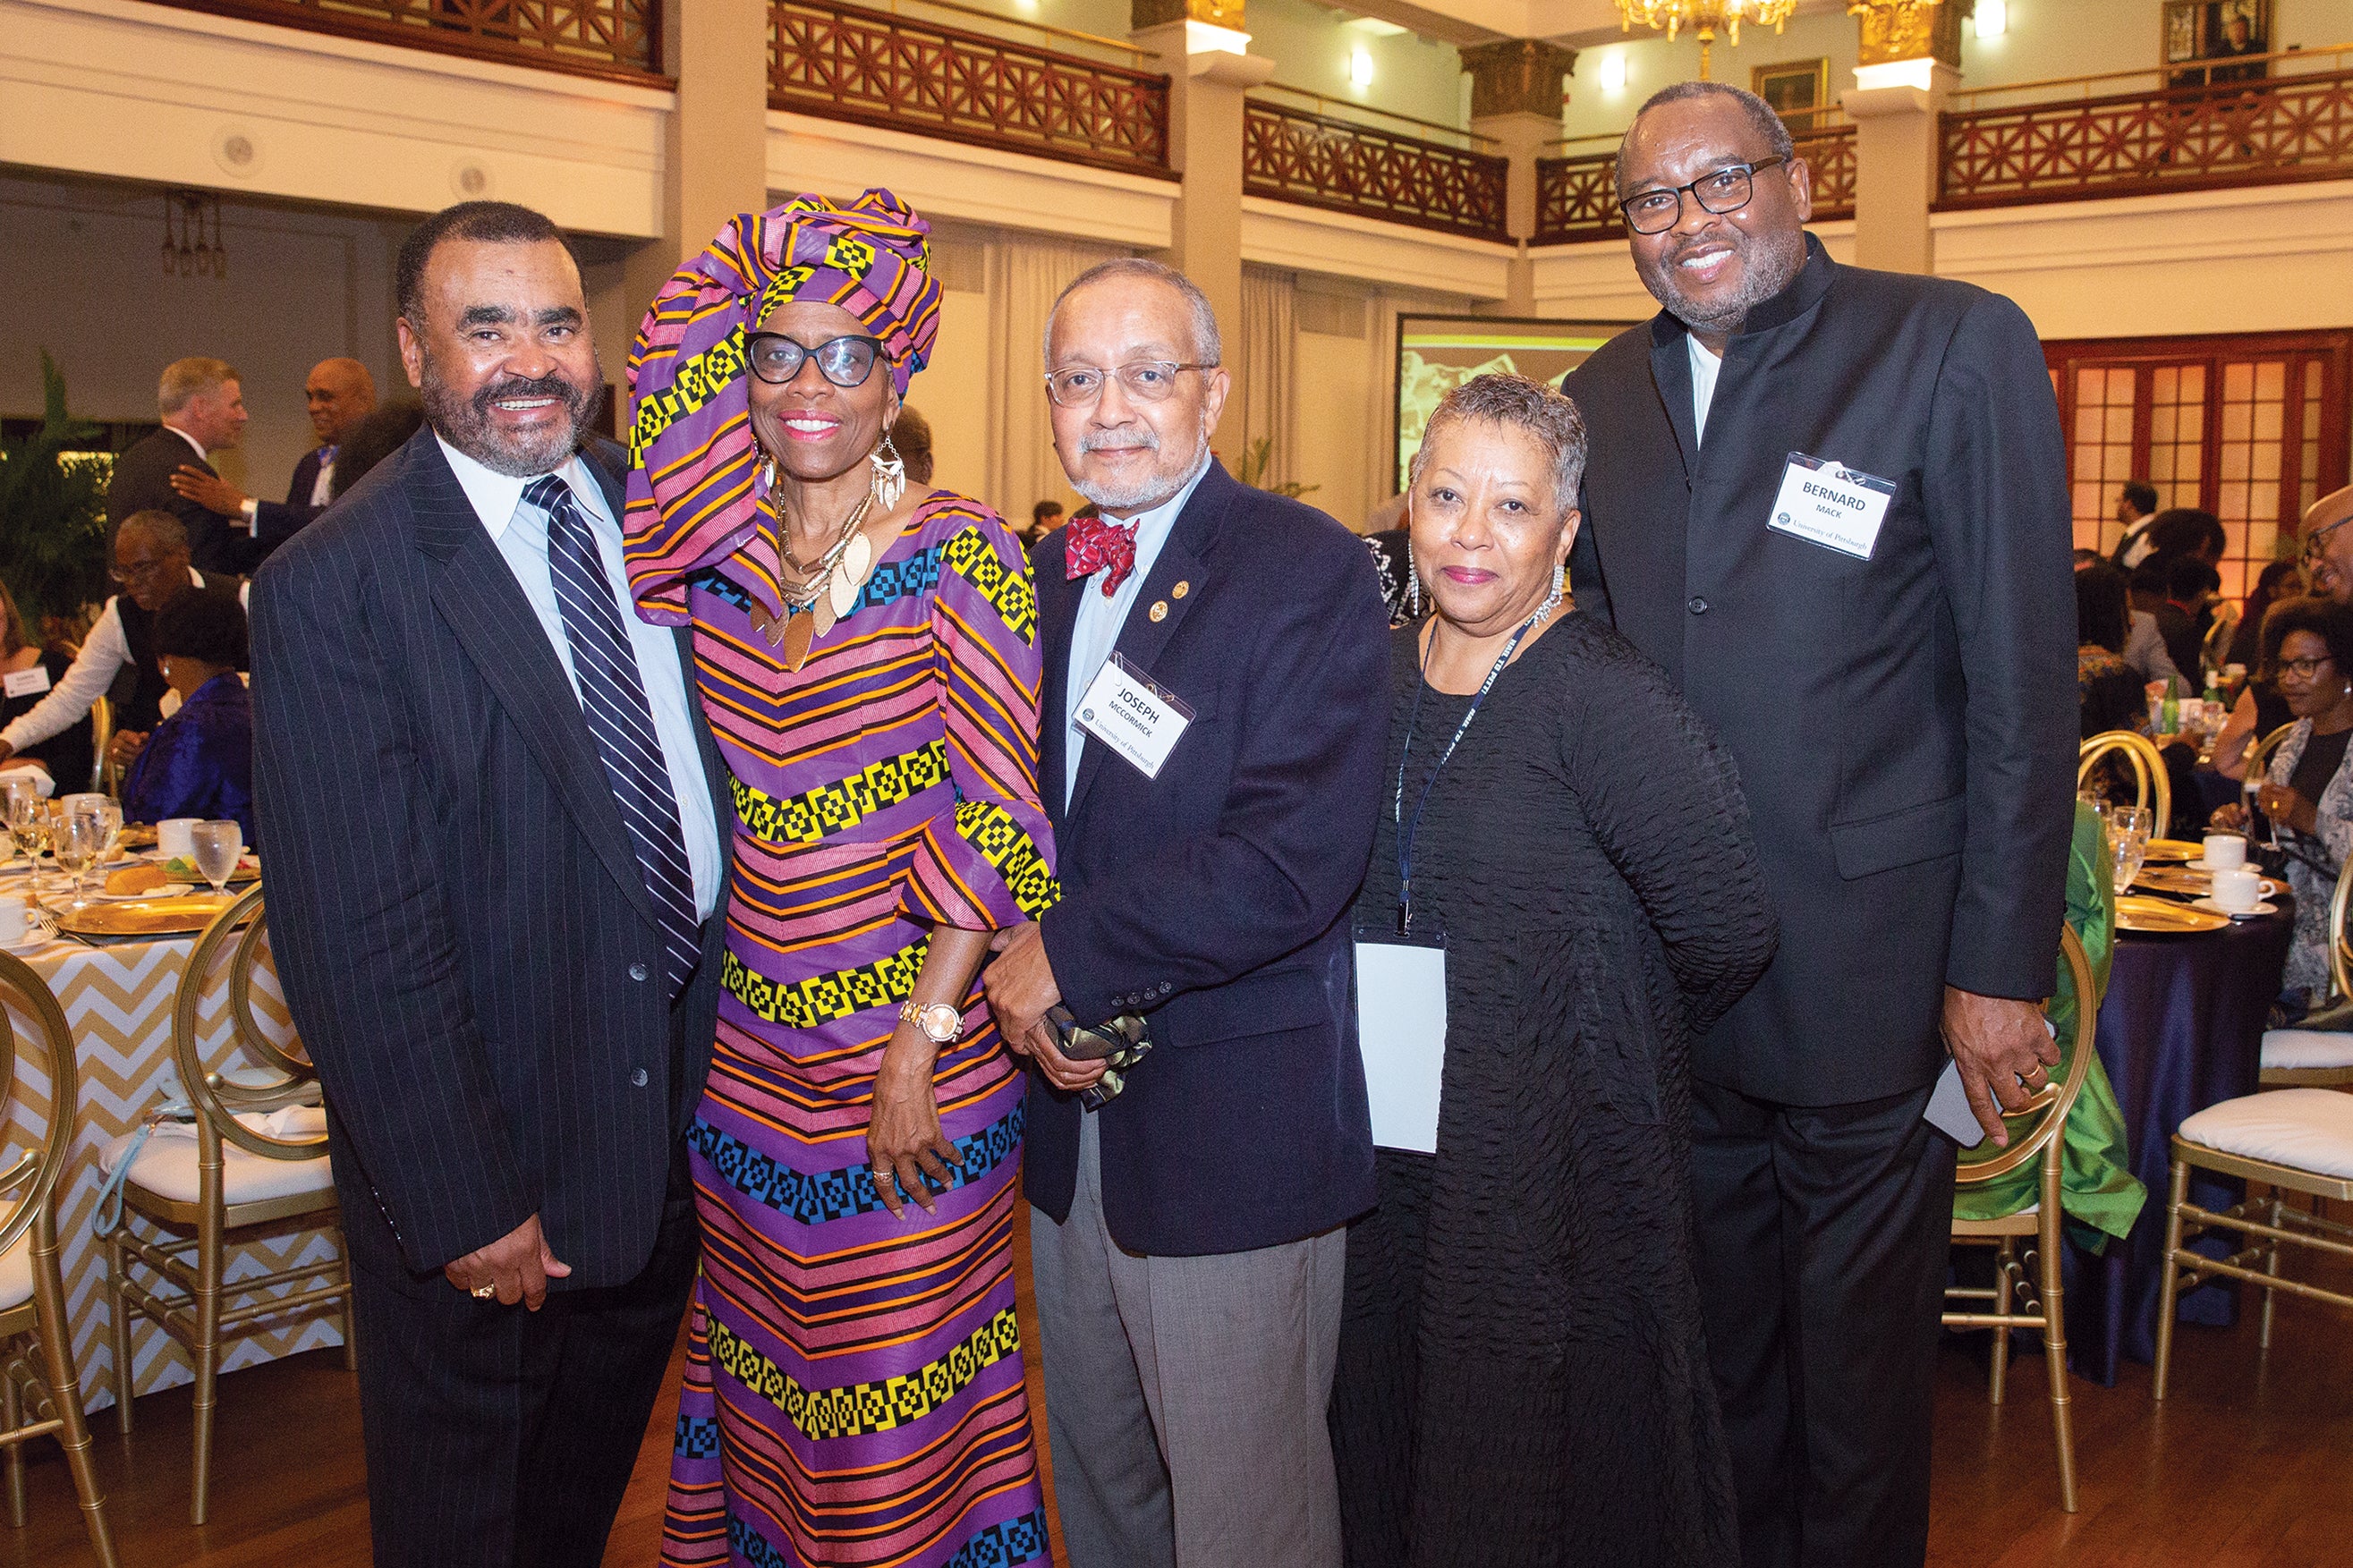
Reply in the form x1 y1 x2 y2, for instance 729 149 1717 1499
1075 651 1194 780
1768 452 1897 561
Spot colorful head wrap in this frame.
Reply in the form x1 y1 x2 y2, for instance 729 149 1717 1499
623 189 943 624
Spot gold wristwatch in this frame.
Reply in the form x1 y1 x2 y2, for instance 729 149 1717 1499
899 999 965 1045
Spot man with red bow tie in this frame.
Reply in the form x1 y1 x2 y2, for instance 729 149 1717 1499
985 258 1387 1568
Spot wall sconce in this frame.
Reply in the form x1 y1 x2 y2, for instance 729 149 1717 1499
1975 0 2006 38
1349 46 1374 89
1599 51 1629 91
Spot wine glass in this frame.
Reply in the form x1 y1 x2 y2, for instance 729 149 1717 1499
2106 805 2152 894
52 810 104 911
0 775 38 872
191 819 243 897
8 791 51 897
71 798 123 903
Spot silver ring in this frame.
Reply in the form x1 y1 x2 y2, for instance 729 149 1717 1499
471 1284 497 1300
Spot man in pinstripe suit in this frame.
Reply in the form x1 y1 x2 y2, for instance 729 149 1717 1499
251 202 730 1566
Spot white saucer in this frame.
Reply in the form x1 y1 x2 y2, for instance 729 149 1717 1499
0 913 59 951
2189 896 2277 920
2188 859 2254 873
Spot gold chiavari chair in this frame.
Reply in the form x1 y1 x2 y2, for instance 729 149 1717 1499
0 954 118 1566
2154 1089 2353 1398
2200 603 2239 679
2248 721 2297 780
2258 850 2353 1088
99 883 353 1524
2077 730 2171 841
1941 924 2097 1513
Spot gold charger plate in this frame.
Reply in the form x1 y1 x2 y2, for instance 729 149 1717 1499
62 894 242 937
2135 866 2288 899
2115 894 2230 935
2140 839 2204 863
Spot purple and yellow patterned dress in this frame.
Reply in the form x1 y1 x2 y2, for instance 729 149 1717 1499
659 489 1055 1568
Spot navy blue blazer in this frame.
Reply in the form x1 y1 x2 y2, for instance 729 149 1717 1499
251 447 327 560
250 427 731 1287
1024 459 1387 1257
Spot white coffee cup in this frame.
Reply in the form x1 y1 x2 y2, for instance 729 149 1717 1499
0 897 30 946
2212 866 2263 913
157 818 200 860
2203 834 2247 870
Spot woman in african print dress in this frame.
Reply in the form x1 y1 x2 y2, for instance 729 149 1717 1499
625 191 1054 1568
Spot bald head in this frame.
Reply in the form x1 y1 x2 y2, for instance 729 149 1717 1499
2303 483 2353 606
307 358 378 446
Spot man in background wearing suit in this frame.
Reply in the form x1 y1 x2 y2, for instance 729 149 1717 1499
1563 84 2075 1568
106 357 252 574
251 200 727 1567
985 259 1387 1568
169 357 377 561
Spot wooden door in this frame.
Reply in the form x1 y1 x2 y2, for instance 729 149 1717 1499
2044 329 2351 598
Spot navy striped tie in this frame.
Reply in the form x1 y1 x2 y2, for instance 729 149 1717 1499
524 474 701 996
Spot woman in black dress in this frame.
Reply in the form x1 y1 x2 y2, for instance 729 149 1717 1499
0 579 93 792
1331 374 1778 1568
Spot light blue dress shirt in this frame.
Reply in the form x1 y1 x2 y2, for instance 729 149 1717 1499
1064 454 1213 809
436 435 725 920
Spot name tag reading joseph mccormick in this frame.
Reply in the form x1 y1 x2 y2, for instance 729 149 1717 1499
1076 651 1193 780
1768 452 1897 561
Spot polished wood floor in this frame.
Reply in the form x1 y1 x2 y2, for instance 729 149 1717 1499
7 1208 2349 1568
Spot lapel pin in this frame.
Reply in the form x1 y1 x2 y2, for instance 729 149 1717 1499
1171 581 1190 599
1148 600 1168 623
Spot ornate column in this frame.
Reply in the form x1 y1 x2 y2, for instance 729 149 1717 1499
1461 39 1576 313
1839 0 1970 275
1131 0 1274 344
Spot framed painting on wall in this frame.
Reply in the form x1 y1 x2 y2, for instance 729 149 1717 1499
2165 0 2272 89
1392 317 1636 493
1752 58 1831 128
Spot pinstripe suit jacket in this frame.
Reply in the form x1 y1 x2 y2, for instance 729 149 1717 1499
249 427 731 1288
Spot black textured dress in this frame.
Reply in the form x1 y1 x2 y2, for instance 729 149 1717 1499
1331 614 1778 1568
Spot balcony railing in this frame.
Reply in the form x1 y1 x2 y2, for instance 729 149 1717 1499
1242 99 1508 242
1533 119 1856 246
768 0 1171 179
149 0 663 85
1939 65 2353 209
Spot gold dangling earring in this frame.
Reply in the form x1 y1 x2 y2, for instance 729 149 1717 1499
870 429 906 514
756 442 777 492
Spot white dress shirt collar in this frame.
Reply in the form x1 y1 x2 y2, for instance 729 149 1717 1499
1688 335 1724 447
436 435 605 537
163 424 208 462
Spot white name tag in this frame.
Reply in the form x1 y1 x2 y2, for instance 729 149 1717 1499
1354 938 1448 1154
1075 652 1193 780
1767 453 1897 561
2 667 51 699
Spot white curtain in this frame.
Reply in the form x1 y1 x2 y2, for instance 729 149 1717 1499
1237 266 1298 489
984 233 1126 528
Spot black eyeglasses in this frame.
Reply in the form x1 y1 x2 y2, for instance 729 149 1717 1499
746 332 887 388
2275 655 2338 681
1619 157 1789 235
2302 513 2353 562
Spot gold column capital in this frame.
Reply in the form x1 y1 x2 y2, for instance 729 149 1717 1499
1459 39 1579 120
1851 0 1970 69
1132 0 1244 30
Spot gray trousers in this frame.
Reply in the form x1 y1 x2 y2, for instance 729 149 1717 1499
1030 1113 1346 1568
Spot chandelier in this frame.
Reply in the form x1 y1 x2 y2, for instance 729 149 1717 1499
1616 1 1799 80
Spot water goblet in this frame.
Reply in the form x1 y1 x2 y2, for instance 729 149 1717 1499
191 820 243 898
71 798 123 903
52 810 104 911
8 792 51 897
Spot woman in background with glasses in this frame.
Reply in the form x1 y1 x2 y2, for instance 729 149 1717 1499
2211 597 2353 1012
624 191 1057 1568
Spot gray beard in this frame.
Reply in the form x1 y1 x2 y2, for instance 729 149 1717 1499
419 348 602 479
1070 434 1210 515
1641 228 1807 342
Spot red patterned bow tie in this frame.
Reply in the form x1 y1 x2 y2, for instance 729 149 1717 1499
1066 514 1139 596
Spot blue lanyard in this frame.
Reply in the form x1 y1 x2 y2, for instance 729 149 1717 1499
1393 614 1539 935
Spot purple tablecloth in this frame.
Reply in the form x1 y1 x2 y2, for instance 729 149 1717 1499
2065 899 2293 1386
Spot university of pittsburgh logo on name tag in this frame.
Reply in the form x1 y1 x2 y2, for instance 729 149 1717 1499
1075 652 1193 780
1768 452 1897 561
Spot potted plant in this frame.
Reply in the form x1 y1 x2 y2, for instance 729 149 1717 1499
0 352 111 641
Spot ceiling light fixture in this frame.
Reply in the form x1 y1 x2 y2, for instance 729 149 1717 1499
1615 1 1798 81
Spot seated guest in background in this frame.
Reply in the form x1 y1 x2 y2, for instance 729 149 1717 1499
1329 374 1776 1567
327 398 426 503
2110 480 2162 567
0 513 241 778
2123 589 2186 691
106 357 253 572
2133 554 2209 687
2211 597 2353 1011
2145 506 2229 574
2229 558 2304 672
891 402 937 485
987 256 1387 1568
120 591 253 838
1026 497 1065 545
0 579 93 793
2075 564 2147 737
2221 487 2353 776
170 357 377 561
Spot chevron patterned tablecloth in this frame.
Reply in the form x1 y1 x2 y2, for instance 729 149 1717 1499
3 927 344 1413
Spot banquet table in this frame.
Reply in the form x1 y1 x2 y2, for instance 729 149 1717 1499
2066 895 2293 1386
0 902 343 1414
